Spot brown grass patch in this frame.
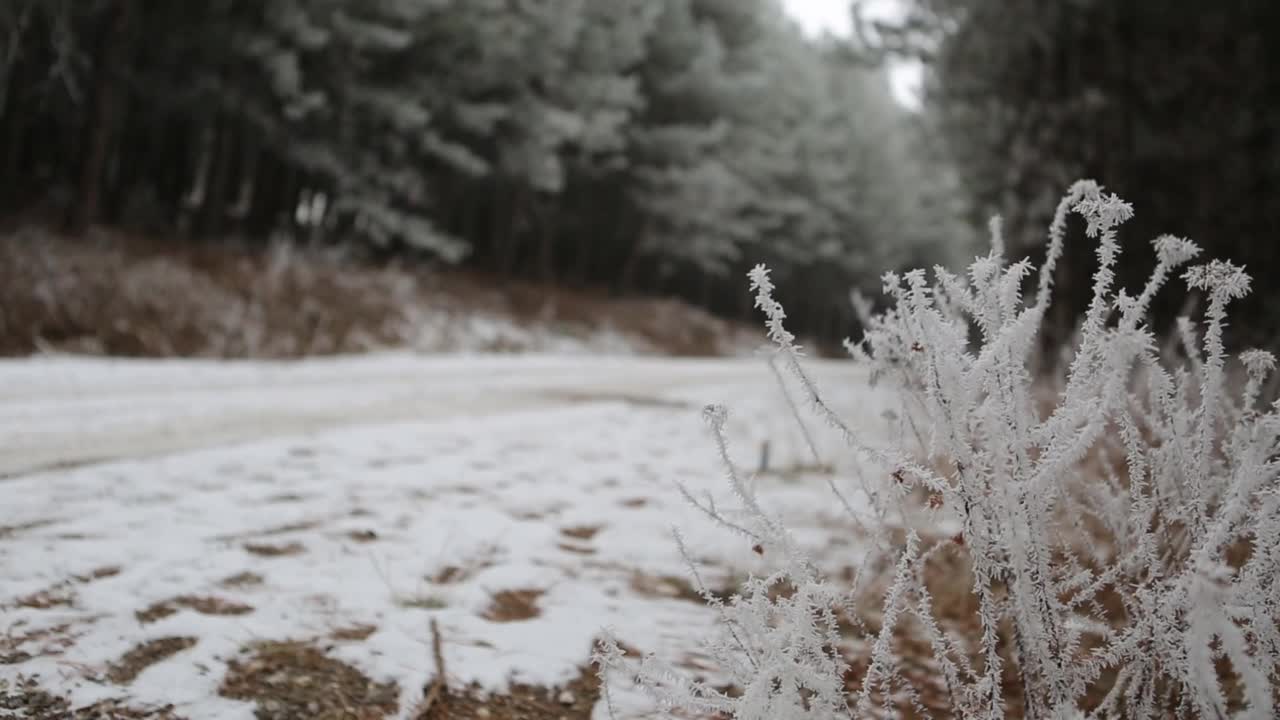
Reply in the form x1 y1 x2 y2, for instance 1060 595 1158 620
244 541 306 557
0 675 185 718
10 566 124 612
395 595 448 610
107 636 198 685
0 519 58 540
136 596 253 624
1 649 33 666
842 624 973 719
0 229 424 358
430 566 465 584
14 587 75 610
174 595 253 616
557 543 596 556
415 664 600 720
559 525 601 541
220 571 265 589
853 406 1258 716
331 624 378 642
430 269 756 357
628 572 737 605
54 532 106 541
0 229 754 359
843 528 1039 719
346 529 379 543
73 566 121 583
219 640 399 720
481 589 544 623
426 551 496 587
758 461 837 482
265 492 307 503
1 622 83 665
221 520 322 542
629 572 703 603
550 391 694 409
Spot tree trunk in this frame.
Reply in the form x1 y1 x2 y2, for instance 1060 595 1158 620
178 123 216 236
0 59 25 212
284 169 304 236
573 238 593 288
200 117 234 237
737 274 755 320
246 152 278 236
618 246 641 294
495 184 526 277
536 198 558 283
70 0 134 234
488 182 509 272
228 129 260 232
0 1 34 128
618 215 647 293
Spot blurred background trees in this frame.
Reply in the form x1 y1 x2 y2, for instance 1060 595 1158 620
4 0 1278 350
881 0 1280 346
0 0 965 348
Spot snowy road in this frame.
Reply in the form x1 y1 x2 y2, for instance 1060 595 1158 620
0 353 825 479
0 352 898 718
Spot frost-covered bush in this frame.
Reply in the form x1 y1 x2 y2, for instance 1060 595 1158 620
598 181 1280 718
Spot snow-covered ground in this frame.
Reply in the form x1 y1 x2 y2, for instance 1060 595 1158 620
0 352 900 718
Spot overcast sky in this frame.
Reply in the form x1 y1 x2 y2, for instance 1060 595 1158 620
780 0 922 109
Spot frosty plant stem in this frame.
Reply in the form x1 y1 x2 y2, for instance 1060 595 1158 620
597 181 1280 719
